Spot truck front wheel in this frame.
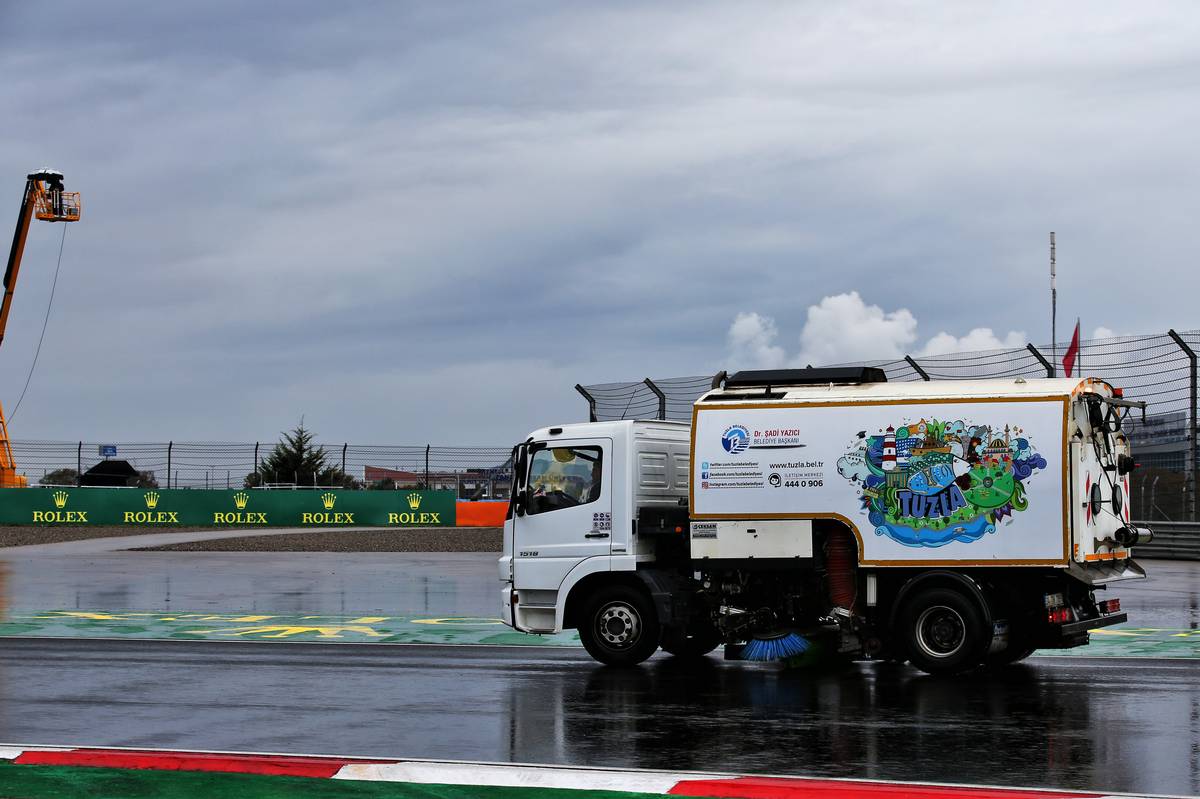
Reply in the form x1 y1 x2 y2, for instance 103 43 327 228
899 587 989 675
579 585 661 666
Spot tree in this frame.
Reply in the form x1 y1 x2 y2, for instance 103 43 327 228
40 468 79 486
249 421 350 488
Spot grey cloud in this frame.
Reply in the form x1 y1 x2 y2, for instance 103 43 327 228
0 1 1197 446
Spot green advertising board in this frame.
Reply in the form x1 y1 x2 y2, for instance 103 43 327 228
0 488 456 527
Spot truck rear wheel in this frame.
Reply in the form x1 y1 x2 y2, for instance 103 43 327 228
579 585 661 667
899 587 989 675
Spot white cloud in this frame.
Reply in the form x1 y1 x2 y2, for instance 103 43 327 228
726 312 786 369
919 328 1027 357
1092 326 1117 340
726 293 1027 368
793 292 918 366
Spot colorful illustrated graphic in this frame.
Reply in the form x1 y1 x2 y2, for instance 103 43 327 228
838 418 1047 547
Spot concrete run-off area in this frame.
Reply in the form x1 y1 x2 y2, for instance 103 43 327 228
0 534 1195 655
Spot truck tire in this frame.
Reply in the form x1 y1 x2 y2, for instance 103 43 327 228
579 585 661 667
898 586 989 675
660 624 721 659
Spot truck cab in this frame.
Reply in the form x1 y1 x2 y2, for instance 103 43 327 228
501 420 689 640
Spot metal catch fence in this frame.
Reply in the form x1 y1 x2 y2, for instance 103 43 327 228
12 441 514 498
580 329 1200 523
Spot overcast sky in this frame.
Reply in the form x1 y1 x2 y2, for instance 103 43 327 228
1 2 1197 445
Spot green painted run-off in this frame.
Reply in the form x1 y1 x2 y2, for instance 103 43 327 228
0 763 664 799
1 609 1198 657
0 610 580 646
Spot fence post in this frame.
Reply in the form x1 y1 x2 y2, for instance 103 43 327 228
341 443 348 480
166 442 173 489
575 384 597 422
76 441 82 478
644 378 667 420
1167 329 1197 521
424 444 431 489
1026 344 1054 378
904 356 930 381
253 442 259 484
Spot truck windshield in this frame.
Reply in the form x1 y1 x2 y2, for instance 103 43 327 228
527 446 602 514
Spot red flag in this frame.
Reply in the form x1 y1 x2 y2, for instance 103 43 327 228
1062 319 1081 378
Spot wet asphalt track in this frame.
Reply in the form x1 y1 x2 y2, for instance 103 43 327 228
0 638 1197 796
0 544 1198 796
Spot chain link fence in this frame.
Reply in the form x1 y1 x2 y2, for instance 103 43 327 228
13 441 514 499
580 329 1200 523
12 330 1198 517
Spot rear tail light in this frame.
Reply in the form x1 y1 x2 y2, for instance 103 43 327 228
1047 607 1074 625
1098 598 1121 614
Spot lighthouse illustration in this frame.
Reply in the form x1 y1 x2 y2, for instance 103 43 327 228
882 426 897 472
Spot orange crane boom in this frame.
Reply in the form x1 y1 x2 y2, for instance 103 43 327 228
1 169 81 487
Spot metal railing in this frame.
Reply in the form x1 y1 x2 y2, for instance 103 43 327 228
1131 521 1200 561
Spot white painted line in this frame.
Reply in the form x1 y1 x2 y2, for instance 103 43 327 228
334 762 694 793
0 745 70 761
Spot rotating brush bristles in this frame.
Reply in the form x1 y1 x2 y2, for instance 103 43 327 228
741 631 810 661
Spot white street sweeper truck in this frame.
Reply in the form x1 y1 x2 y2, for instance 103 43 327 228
500 368 1151 674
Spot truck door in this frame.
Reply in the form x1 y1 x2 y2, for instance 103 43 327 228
513 439 612 592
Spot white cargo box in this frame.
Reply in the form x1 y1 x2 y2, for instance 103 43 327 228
691 378 1079 567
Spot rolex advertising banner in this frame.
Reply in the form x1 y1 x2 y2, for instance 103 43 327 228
0 488 456 527
692 398 1068 565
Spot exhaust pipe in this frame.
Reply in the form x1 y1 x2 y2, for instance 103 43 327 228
1114 526 1153 547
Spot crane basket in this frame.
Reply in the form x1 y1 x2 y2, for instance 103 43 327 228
33 190 81 222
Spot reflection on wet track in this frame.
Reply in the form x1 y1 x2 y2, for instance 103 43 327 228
518 653 1200 796
0 639 1196 796
0 550 1198 796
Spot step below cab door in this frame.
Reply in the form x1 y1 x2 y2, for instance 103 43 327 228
513 438 612 592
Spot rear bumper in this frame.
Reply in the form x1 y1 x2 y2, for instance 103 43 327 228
1058 611 1127 638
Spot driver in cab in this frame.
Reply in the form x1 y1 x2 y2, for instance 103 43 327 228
529 448 600 513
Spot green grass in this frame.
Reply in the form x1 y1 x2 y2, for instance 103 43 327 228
0 763 677 799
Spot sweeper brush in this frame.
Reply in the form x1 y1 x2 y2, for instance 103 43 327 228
741 631 810 661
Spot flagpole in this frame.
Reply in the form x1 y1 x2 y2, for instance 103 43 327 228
1077 316 1081 376
1050 232 1057 376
